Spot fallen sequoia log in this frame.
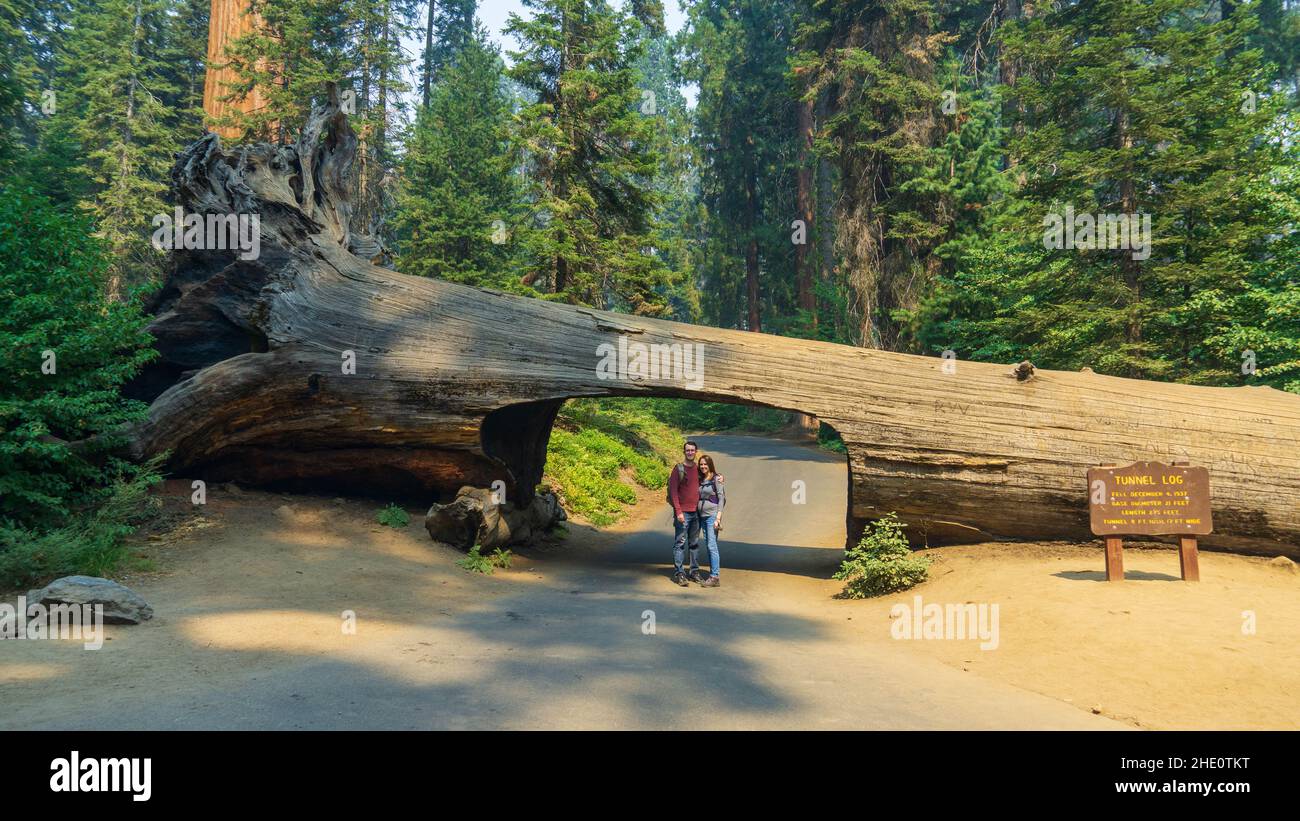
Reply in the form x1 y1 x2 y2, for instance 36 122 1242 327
124 87 1300 557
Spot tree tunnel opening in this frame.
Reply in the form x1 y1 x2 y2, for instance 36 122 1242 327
479 395 853 571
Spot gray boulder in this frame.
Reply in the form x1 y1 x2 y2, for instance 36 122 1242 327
425 486 565 551
26 576 153 624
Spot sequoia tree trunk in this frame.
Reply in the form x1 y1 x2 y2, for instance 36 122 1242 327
126 88 1300 557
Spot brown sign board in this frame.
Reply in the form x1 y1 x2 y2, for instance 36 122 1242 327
1086 462 1213 537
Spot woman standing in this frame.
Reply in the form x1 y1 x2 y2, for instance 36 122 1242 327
696 455 725 587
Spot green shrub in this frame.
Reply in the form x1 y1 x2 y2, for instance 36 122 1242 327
490 548 512 569
833 513 930 598
375 503 410 528
0 453 165 589
0 186 158 531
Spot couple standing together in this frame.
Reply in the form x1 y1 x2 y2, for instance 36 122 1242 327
666 440 726 588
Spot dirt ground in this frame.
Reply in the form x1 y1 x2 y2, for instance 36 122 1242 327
3 478 1297 729
866 541 1300 729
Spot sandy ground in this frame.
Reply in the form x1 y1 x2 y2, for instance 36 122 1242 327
863 542 1300 729
2 436 1297 729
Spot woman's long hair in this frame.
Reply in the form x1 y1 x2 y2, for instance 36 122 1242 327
698 454 718 479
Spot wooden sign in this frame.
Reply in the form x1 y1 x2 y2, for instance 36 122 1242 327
1086 461 1212 582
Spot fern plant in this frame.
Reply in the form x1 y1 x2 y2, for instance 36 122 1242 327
457 544 495 574
457 544 514 574
375 504 410 528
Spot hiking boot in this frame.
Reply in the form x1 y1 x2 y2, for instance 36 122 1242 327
688 568 706 583
699 575 720 588
672 571 689 587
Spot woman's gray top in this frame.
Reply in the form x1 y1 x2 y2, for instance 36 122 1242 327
698 476 725 518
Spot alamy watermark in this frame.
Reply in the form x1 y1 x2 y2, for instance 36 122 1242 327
50 751 151 802
596 334 705 390
0 596 104 650
890 595 1000 651
151 207 261 261
1043 205 1151 261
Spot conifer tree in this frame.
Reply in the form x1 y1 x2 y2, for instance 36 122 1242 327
56 0 184 295
996 0 1295 382
506 0 672 313
686 0 799 332
421 0 476 107
394 27 524 290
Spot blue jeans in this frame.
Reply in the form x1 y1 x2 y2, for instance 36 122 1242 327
699 513 720 577
673 511 700 574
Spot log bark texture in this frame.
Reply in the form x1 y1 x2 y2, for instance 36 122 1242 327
129 89 1300 556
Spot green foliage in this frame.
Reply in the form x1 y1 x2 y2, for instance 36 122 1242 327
986 0 1298 385
638 398 788 434
394 29 527 291
420 0 476 97
631 21 701 323
817 422 846 454
685 0 799 332
506 0 676 313
0 453 165 589
0 187 158 530
833 513 930 599
36 0 204 290
375 503 410 528
543 398 683 525
797 0 956 348
456 543 513 575
456 544 493 574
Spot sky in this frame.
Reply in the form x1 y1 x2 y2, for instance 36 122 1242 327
475 0 690 53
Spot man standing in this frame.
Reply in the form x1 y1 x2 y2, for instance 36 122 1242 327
668 441 702 586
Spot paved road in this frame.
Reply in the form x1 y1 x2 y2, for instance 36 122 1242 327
2 434 1118 730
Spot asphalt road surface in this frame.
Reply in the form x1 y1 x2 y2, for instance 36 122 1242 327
1 434 1118 730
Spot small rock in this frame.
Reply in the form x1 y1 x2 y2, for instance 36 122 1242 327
1268 556 1297 574
26 576 153 624
1091 705 1103 715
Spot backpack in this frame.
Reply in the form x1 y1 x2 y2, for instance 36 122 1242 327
665 463 685 506
702 476 724 507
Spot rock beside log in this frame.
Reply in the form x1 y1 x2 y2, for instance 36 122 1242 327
26 576 153 624
425 487 566 551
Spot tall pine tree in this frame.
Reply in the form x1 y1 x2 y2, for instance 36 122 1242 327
506 0 672 313
394 26 524 290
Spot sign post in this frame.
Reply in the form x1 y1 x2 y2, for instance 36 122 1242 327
1086 461 1212 582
